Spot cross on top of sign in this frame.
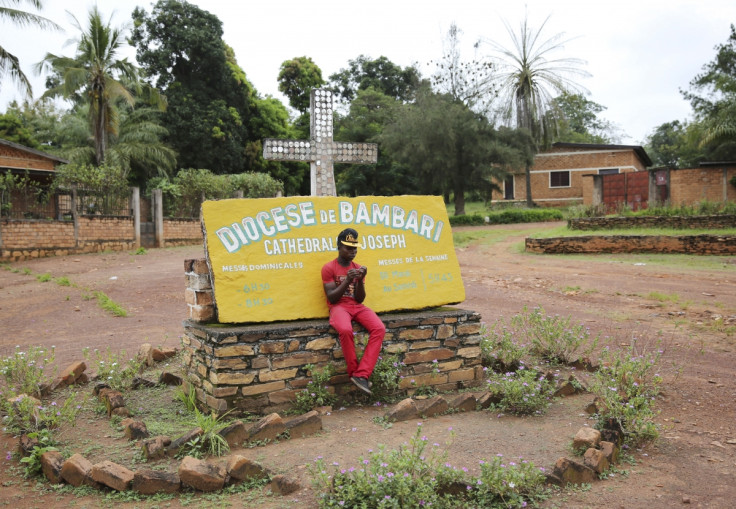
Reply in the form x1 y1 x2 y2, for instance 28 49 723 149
263 88 378 196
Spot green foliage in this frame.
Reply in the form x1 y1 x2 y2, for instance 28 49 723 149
175 383 198 414
0 345 56 396
731 174 736 188
83 348 141 390
565 203 608 218
487 208 564 224
627 200 736 217
35 272 52 282
2 391 84 435
479 322 530 373
369 355 404 400
92 291 128 317
329 55 420 104
486 368 555 415
449 214 486 226
19 429 58 478
133 247 147 255
179 409 230 458
131 0 254 173
309 424 545 508
382 86 534 215
54 276 72 286
0 112 41 148
0 170 48 219
52 163 130 215
550 92 620 144
152 169 283 218
277 56 325 113
590 345 663 446
511 306 598 363
294 364 337 413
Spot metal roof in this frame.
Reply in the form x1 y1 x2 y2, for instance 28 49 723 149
551 142 653 167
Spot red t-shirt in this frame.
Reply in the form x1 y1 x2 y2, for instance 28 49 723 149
321 259 363 307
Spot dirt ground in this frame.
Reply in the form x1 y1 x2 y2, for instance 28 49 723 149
1 221 735 508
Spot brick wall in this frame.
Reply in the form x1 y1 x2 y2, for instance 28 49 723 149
1 216 203 261
526 235 736 254
163 218 203 246
670 167 736 205
569 215 736 230
182 258 484 415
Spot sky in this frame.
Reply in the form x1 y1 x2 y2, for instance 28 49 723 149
1 0 735 145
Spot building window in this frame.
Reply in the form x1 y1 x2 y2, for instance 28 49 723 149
599 168 619 175
549 171 570 188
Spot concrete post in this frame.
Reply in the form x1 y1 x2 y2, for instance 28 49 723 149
152 188 164 248
131 187 141 249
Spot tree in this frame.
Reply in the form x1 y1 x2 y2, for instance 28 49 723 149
429 23 497 114
682 24 736 160
329 55 421 105
36 6 158 166
131 0 252 173
382 87 530 215
334 87 414 196
483 15 589 206
550 92 621 144
277 56 324 114
644 120 703 168
0 111 40 147
0 0 60 98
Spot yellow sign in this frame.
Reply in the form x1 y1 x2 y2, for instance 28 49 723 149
202 196 465 323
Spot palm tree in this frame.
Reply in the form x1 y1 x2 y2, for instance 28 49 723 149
0 0 60 97
484 15 589 206
35 6 163 166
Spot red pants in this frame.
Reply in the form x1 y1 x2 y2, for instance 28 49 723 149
329 301 385 379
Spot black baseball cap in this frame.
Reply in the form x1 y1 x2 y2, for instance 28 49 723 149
337 228 359 247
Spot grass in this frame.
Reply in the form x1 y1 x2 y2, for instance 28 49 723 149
646 291 680 303
92 291 128 317
452 228 524 248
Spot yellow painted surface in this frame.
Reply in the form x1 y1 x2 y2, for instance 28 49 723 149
202 196 465 323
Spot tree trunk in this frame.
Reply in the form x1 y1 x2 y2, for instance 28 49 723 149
454 181 465 216
525 163 533 207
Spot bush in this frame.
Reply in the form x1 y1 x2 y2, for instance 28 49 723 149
309 424 546 508
82 348 143 391
449 214 485 226
590 345 663 446
486 368 555 415
53 163 130 215
487 208 564 224
479 322 530 373
294 364 337 413
511 306 597 364
369 355 404 401
0 345 56 396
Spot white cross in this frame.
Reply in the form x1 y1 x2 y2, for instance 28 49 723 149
263 88 378 196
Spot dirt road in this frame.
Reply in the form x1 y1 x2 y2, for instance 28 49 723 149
1 222 734 508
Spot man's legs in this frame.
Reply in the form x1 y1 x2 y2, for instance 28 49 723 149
351 305 386 379
329 305 359 376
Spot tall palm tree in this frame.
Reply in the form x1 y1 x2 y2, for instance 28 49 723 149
36 6 162 166
0 0 60 97
484 15 589 206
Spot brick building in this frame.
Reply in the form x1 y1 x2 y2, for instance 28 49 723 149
494 142 652 207
1 138 68 218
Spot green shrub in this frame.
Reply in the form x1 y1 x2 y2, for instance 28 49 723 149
449 214 486 226
590 345 662 446
479 322 530 373
179 408 230 458
369 355 403 401
309 424 546 508
83 347 142 390
294 364 336 413
487 208 564 224
511 306 598 363
0 345 56 395
19 429 58 477
486 368 555 415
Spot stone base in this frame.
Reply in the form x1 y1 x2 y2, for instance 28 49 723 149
181 308 484 415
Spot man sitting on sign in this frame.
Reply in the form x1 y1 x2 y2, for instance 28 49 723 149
321 228 386 395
